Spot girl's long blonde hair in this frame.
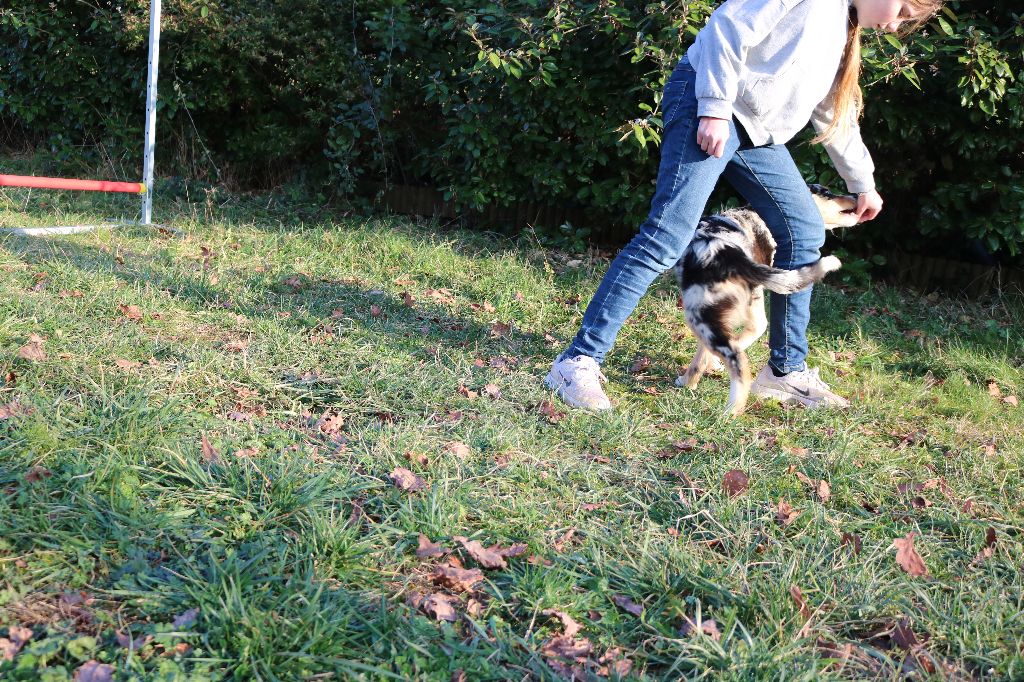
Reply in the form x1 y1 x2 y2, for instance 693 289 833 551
812 0 943 146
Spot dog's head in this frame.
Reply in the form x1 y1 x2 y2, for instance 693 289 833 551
809 184 859 229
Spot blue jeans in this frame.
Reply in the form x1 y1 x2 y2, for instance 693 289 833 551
563 58 826 373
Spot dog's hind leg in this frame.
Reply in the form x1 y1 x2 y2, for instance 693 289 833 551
735 287 768 352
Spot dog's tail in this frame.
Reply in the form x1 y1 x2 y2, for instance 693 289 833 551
733 254 842 295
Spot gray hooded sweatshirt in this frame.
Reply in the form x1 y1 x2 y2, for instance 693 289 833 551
686 0 876 193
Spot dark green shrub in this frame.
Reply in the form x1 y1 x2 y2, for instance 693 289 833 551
1 1 1021 260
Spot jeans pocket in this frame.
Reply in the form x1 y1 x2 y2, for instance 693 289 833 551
663 72 694 127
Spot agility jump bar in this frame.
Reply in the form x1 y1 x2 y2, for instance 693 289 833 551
0 174 146 194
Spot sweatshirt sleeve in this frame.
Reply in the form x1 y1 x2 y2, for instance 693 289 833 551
810 98 876 194
693 0 799 120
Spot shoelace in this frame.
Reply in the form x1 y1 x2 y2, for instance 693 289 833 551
803 367 830 391
566 359 607 385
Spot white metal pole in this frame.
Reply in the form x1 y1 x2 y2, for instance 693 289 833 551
141 0 161 225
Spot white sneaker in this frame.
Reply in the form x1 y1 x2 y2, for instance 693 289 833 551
751 364 850 409
544 355 611 411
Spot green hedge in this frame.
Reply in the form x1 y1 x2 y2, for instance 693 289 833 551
1 1 1021 259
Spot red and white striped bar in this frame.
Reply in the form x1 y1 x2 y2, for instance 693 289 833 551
0 174 146 194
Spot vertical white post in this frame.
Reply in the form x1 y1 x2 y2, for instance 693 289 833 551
141 0 161 225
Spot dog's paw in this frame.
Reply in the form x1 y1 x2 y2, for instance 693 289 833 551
820 255 842 273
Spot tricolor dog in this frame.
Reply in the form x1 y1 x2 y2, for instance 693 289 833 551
674 185 858 416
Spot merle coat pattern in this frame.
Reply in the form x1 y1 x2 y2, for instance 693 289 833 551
674 185 857 416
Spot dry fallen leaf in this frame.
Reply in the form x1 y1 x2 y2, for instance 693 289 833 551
987 380 1002 398
611 595 644 617
597 648 633 678
794 471 831 502
431 563 484 592
538 400 566 424
25 466 52 483
790 584 812 620
722 469 749 497
117 303 143 322
0 626 32 661
0 638 17 662
970 527 997 566
630 356 652 374
457 383 479 400
443 441 471 459
542 609 583 638
489 321 512 338
114 358 141 370
776 498 801 526
893 533 929 577
316 411 345 434
891 618 921 651
404 451 429 467
1003 395 1019 407
408 591 459 622
553 528 577 553
482 383 501 400
389 467 427 493
116 629 153 651
0 400 30 420
416 534 449 559
73 661 115 682
200 434 220 464
16 334 47 362
817 479 832 503
171 608 200 628
453 536 507 569
679 616 721 641
841 532 863 555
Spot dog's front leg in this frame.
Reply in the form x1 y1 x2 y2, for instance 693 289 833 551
724 351 753 417
677 344 713 389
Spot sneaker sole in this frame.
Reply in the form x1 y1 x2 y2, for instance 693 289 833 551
751 385 821 409
752 385 850 409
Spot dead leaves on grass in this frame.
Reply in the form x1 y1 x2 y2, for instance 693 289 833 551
73 661 115 682
721 469 749 498
200 434 221 464
970 527 998 567
792 469 831 503
775 498 801 526
679 615 722 641
893 533 929 577
0 625 32 661
407 585 461 623
415 534 449 559
16 334 47 362
538 400 566 424
389 467 427 493
540 610 633 680
117 303 143 322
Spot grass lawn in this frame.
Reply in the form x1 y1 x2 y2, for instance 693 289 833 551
1 177 1022 681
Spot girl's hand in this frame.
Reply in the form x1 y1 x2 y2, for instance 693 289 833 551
854 189 883 222
697 117 730 158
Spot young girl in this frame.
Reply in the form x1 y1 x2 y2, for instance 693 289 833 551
546 0 941 411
